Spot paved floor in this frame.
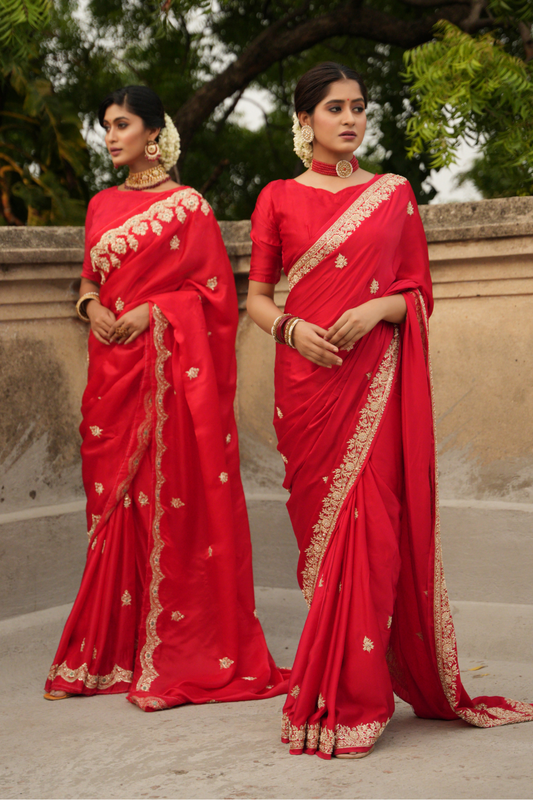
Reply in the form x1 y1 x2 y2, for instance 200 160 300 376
1 586 533 800
2 475 533 800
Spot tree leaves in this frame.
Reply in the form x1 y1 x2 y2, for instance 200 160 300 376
403 21 533 196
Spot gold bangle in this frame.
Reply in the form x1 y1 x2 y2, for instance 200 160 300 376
76 292 100 322
271 314 284 341
287 317 302 349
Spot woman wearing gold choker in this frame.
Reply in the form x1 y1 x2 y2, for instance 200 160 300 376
44 85 288 709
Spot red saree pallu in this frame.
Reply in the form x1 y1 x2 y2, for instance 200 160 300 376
250 174 533 758
45 186 289 709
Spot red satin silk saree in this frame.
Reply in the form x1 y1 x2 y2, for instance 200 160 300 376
250 175 533 758
45 186 288 709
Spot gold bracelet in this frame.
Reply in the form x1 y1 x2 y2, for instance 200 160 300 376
76 292 100 322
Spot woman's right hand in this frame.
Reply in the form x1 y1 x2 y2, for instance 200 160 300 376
292 321 343 368
87 300 116 345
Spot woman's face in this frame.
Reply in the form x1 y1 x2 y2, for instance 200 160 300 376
299 79 367 162
102 104 160 170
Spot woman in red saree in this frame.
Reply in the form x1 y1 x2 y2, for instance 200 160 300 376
44 85 288 709
247 62 533 758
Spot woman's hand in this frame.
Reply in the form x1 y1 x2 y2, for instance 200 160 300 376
87 300 116 345
108 303 150 345
292 321 343 368
324 301 384 351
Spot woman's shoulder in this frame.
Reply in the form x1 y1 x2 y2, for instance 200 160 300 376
254 179 296 213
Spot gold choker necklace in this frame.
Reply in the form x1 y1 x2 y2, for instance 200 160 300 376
124 164 170 191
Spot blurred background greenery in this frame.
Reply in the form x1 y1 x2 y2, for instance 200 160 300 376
1 0 532 225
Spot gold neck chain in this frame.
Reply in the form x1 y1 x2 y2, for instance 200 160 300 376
124 164 170 191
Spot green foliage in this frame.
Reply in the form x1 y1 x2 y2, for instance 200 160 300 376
0 0 90 225
0 0 52 65
403 20 533 197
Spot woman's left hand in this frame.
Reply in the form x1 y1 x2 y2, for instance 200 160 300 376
324 300 383 350
109 303 150 345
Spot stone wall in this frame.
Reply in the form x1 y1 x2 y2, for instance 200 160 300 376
1 195 532 618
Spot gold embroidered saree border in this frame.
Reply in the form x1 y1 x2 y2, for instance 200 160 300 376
114 389 153 508
301 328 400 607
281 712 389 754
48 661 132 690
90 187 210 283
417 291 533 727
136 306 171 692
287 174 407 291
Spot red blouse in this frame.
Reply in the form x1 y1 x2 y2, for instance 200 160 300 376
249 176 382 284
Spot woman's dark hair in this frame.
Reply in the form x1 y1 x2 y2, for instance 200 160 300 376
294 62 368 116
98 85 166 135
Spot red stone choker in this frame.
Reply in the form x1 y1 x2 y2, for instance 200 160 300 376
311 155 359 179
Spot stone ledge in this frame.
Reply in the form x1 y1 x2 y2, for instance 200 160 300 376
0 195 532 256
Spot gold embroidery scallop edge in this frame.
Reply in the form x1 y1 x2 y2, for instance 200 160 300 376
136 306 171 692
281 713 389 754
301 328 400 607
47 661 133 690
90 188 211 283
287 174 407 291
416 290 533 727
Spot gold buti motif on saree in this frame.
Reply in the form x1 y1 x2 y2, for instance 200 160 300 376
219 657 234 669
90 188 210 283
136 307 171 693
87 514 100 538
121 590 132 606
287 174 407 291
301 328 400 606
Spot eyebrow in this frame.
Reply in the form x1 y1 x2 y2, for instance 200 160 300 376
325 97 365 104
103 116 130 124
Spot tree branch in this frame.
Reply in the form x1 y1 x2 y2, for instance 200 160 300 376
400 0 468 6
175 1 472 160
199 159 230 195
518 20 533 62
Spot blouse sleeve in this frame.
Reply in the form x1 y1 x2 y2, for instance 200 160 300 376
81 197 98 282
249 183 283 284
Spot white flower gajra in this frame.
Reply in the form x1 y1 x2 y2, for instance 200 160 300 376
159 113 181 170
292 112 313 169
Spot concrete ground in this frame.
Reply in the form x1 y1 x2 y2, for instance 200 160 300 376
1 491 533 799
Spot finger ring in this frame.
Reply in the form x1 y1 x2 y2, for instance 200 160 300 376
115 326 129 337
